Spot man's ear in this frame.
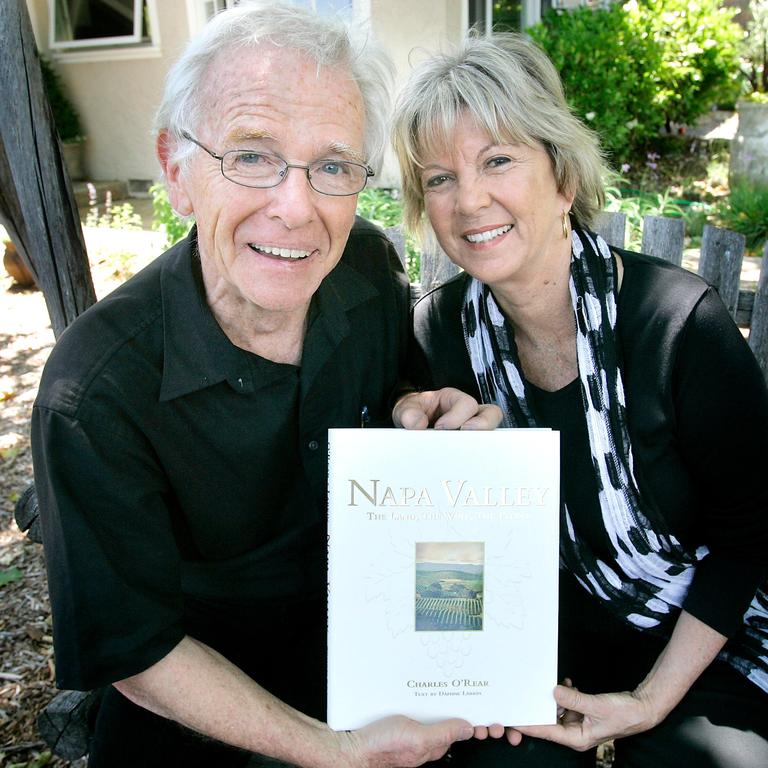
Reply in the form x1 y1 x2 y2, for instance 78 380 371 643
156 130 193 216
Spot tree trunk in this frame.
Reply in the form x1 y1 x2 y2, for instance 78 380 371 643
0 0 96 338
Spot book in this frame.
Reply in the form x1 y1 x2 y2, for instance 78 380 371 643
327 428 560 729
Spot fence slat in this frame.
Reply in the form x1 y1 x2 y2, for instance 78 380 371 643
748 242 768 383
641 215 685 266
383 226 407 271
593 211 626 249
698 225 746 321
420 240 460 294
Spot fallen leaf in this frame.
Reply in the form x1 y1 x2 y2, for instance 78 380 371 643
0 567 23 588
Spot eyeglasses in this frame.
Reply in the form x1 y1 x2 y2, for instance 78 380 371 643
181 131 374 197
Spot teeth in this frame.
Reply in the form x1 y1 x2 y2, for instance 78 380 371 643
250 244 310 259
465 225 512 244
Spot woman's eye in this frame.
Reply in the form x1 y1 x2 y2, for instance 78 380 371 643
486 155 512 170
424 174 453 189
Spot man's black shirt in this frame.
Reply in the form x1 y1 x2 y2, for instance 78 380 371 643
32 218 409 694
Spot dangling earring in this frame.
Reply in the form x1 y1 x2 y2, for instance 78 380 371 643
561 210 571 239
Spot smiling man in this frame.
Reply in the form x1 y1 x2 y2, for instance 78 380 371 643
30 3 493 767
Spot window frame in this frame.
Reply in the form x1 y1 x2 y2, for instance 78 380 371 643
49 0 147 50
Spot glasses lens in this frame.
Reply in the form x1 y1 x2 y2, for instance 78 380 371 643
309 160 368 195
222 150 284 187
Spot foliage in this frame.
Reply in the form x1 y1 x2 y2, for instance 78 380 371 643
356 188 420 282
528 0 742 164
38 54 83 142
84 185 142 230
0 567 24 588
742 0 768 97
150 183 193 249
714 181 768 251
629 0 743 123
605 184 688 251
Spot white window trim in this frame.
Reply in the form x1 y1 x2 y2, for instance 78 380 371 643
49 0 161 62
467 0 543 33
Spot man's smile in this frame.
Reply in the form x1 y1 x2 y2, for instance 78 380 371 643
248 243 312 260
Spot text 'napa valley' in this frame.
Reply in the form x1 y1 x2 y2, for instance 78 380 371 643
347 479 549 511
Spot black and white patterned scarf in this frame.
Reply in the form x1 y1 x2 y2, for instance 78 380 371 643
461 225 768 693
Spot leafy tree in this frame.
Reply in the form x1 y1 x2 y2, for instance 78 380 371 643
528 1 742 163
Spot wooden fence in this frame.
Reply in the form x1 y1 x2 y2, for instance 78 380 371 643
385 214 768 383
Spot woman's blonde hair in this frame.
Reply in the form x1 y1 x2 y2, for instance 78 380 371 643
392 32 607 237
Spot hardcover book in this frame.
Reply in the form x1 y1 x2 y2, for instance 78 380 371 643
327 428 560 729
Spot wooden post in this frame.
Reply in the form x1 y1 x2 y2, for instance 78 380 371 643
748 241 768 383
593 211 627 249
698 225 746 321
419 237 460 295
383 225 407 271
641 215 685 266
0 0 96 339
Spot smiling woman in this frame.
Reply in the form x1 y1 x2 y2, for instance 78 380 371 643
394 30 768 768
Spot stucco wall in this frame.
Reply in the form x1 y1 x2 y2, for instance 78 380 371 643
27 0 465 187
369 0 464 186
28 0 190 184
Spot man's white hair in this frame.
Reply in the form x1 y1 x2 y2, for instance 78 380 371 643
155 1 394 172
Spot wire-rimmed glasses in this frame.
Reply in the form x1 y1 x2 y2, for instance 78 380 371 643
181 131 373 197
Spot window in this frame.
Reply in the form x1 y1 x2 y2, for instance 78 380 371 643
469 0 560 33
51 0 153 49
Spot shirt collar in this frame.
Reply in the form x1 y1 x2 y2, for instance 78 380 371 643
158 228 379 402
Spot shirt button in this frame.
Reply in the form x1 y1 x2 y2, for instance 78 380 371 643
308 440 319 451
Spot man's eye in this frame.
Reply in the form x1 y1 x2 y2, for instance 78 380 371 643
236 152 269 166
317 161 349 176
424 174 453 189
486 155 512 170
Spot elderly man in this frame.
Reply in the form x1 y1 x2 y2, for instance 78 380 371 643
31 3 495 767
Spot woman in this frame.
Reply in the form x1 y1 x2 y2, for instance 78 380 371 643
392 32 768 768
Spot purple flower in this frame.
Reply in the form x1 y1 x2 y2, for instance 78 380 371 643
621 163 631 173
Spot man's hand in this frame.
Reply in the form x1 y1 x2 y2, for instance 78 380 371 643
393 388 502 431
340 715 474 767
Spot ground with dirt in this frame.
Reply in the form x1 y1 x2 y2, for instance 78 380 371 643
0 220 162 768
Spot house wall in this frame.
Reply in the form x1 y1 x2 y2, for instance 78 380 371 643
28 0 190 184
368 0 465 186
27 0 465 186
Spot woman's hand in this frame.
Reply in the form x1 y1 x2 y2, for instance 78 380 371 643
393 388 502 430
506 611 728 751
506 684 660 751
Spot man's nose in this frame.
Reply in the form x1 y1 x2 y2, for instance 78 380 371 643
266 165 316 229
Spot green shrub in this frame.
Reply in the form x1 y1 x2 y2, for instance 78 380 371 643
39 54 83 142
529 4 662 163
605 183 688 250
715 181 768 252
356 188 420 282
150 183 193 249
631 0 742 123
528 0 742 164
742 0 768 98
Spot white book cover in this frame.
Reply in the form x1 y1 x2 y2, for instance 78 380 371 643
327 428 560 730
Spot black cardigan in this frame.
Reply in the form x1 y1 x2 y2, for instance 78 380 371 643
409 248 768 640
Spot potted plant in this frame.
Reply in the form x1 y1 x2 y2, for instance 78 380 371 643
731 0 768 186
2 231 36 288
39 54 86 180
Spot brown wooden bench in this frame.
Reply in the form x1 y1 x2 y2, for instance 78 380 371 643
386 215 768 384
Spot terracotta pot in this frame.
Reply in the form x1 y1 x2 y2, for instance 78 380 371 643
3 241 36 288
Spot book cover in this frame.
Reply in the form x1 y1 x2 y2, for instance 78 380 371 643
327 428 560 729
